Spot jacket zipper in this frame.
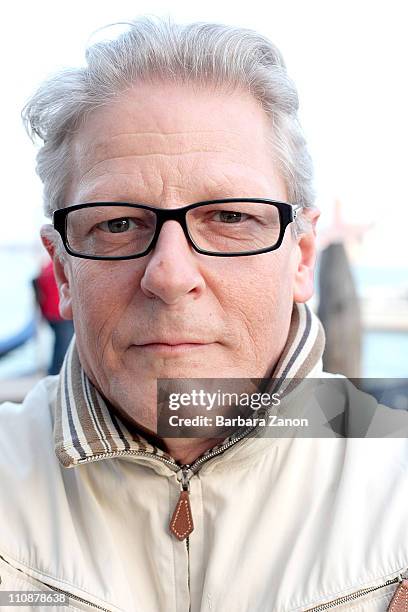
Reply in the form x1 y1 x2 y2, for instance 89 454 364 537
76 422 256 472
77 425 258 541
182 468 191 589
77 449 179 470
35 581 112 611
186 534 191 597
0 555 112 611
305 571 407 611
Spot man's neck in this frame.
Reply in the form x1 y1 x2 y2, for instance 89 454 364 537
162 437 224 465
109 402 223 465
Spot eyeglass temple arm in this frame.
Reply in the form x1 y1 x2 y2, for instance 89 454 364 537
292 204 303 219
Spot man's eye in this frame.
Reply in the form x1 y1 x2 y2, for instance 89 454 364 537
98 218 137 233
213 211 249 224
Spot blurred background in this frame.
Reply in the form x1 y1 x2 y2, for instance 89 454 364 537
1 0 407 402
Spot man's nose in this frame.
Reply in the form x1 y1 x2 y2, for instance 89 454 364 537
140 221 206 304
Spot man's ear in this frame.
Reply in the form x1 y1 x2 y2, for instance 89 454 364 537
293 207 320 303
40 224 73 320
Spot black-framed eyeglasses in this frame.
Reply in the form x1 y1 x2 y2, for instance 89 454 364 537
52 199 302 260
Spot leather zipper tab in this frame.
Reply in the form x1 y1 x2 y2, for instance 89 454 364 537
169 490 194 541
170 466 194 541
388 579 408 611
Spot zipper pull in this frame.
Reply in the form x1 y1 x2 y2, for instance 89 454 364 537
387 578 408 611
169 466 194 541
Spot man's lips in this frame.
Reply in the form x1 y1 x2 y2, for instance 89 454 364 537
133 341 214 353
135 337 212 346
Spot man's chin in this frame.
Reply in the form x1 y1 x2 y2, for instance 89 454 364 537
124 344 224 377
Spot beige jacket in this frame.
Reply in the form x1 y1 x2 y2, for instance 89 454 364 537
1 366 408 612
0 304 408 612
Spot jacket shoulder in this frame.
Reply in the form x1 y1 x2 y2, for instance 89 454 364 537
0 377 62 558
0 376 58 468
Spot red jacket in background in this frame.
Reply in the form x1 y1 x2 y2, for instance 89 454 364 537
35 261 62 322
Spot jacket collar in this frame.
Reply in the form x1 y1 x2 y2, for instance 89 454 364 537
54 302 325 468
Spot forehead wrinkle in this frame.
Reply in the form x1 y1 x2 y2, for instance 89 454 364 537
77 150 229 183
77 127 258 162
100 129 245 138
81 157 275 189
72 159 281 208
72 136 267 194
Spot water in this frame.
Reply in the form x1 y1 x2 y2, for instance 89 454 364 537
314 260 408 299
363 331 408 377
1 249 407 378
353 266 408 295
0 249 38 338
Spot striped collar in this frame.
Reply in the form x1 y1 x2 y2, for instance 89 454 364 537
54 302 325 468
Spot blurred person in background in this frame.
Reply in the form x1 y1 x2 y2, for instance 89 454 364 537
0 18 407 612
32 259 74 374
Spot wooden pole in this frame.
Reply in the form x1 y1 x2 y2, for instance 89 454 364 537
317 242 362 377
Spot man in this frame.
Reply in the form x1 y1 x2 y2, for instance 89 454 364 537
0 18 407 612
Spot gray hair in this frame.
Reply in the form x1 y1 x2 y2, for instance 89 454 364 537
23 17 314 235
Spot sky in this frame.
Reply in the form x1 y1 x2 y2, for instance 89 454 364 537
1 0 407 267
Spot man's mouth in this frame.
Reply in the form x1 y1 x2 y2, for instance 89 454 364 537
134 341 214 353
